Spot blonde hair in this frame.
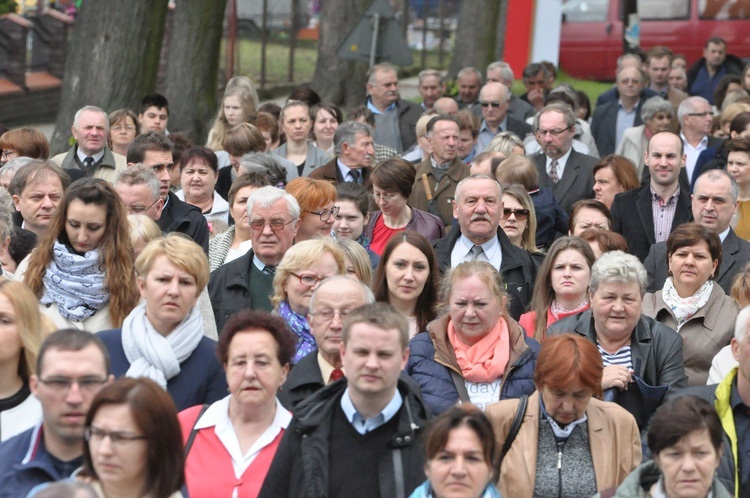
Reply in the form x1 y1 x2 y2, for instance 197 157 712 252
731 262 750 307
439 261 507 314
135 234 210 296
127 214 162 249
336 238 373 286
206 76 260 151
271 239 346 307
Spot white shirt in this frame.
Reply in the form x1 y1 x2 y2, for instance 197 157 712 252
545 147 573 181
681 133 709 185
450 234 502 270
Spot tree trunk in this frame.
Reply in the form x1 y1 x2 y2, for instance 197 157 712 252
447 0 502 79
162 0 228 144
494 0 509 60
50 0 169 155
310 0 369 111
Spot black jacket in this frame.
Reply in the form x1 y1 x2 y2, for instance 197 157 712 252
590 98 647 157
208 250 256 333
277 351 325 412
157 191 210 254
432 228 538 320
258 378 429 498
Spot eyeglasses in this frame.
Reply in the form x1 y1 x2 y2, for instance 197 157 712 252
687 111 713 117
311 308 352 322
371 192 400 203
480 101 502 108
503 208 530 220
37 376 108 394
124 197 161 215
1 150 14 160
84 426 147 446
305 206 340 222
289 272 325 287
249 218 297 232
535 126 572 137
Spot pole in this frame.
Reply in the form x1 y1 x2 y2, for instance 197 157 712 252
420 0 427 68
369 13 380 67
261 0 268 89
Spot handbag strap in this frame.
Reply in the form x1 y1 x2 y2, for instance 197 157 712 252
448 368 472 403
184 403 210 457
495 394 528 475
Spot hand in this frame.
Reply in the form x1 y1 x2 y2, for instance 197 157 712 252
602 365 633 391
528 88 546 110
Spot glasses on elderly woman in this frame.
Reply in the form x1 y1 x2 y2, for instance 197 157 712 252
305 206 340 222
290 272 326 287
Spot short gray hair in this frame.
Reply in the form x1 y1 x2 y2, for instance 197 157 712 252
589 250 648 296
418 69 442 85
695 168 739 203
246 185 300 219
114 165 160 202
73 105 109 132
0 156 34 186
367 62 397 85
641 96 673 122
0 188 13 241
678 96 711 122
457 67 483 84
533 102 577 131
239 152 288 185
487 61 514 85
455 174 502 202
309 275 375 313
735 306 750 341
333 121 372 156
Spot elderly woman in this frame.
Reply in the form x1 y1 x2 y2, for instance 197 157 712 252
366 158 444 255
98 235 227 411
271 238 345 363
108 109 139 157
179 310 296 498
547 251 688 432
285 177 338 242
616 96 673 179
486 334 641 497
409 404 501 498
520 236 595 341
569 199 613 236
500 184 543 260
593 154 641 209
642 224 737 386
272 100 329 178
597 395 731 498
407 261 539 414
176 146 229 226
81 378 185 498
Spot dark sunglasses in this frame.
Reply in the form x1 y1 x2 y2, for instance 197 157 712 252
480 101 501 108
503 208 529 220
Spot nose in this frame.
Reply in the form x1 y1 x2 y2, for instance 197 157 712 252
96 435 115 455
166 278 180 295
330 311 344 329
404 266 414 281
364 352 379 370
65 381 84 405
451 457 468 476
261 222 275 236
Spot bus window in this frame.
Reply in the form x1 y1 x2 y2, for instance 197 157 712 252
562 0 609 22
699 0 750 20
638 0 690 19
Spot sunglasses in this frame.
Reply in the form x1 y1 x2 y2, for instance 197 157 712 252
480 101 502 108
503 208 529 220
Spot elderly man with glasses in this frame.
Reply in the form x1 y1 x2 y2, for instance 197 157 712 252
475 82 532 151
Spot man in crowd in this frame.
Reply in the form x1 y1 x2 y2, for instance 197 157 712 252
687 37 744 104
113 165 164 222
670 67 689 92
475 82 532 151
432 175 537 320
138 93 170 134
51 106 126 182
417 69 445 112
364 63 422 154
645 169 750 293
454 67 483 112
596 53 658 106
278 276 376 411
0 329 112 498
433 97 459 115
645 46 687 120
9 160 70 238
591 66 648 156
486 61 535 121
259 303 428 498
310 121 375 185
679 96 723 187
520 62 550 112
209 186 299 331
611 131 693 262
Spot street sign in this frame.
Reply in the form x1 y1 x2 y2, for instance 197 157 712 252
336 0 414 66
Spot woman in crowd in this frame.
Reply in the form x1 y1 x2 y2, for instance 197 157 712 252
271 238 345 363
486 131 526 157
108 109 139 157
616 97 673 179
285 177 338 242
486 334 641 497
568 199 613 236
81 378 184 498
0 127 49 163
409 404 501 498
216 123 268 200
21 178 139 331
520 236 595 342
698 111 750 182
176 146 229 225
547 251 688 431
500 184 543 260
407 261 539 414
597 395 731 498
366 158 444 255
272 100 329 178
209 173 270 271
127 214 162 258
252 112 281 152
98 235 227 411
728 136 750 239
373 231 439 338
0 280 54 441
592 155 641 209
642 224 737 386
579 228 629 259
310 102 343 156
334 181 379 267
179 310 295 498
206 75 260 151
336 238 373 285
239 152 289 189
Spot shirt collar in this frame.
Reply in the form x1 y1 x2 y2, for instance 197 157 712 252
546 146 573 169
194 395 292 431
650 184 681 204
317 352 342 385
340 386 402 428
367 98 396 114
718 226 730 242
458 233 499 254
76 146 105 165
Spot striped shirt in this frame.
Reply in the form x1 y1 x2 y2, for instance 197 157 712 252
597 342 633 370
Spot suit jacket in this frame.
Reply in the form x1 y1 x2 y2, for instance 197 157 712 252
51 145 126 184
271 142 330 178
158 191 210 254
277 351 325 412
534 149 598 215
591 99 646 157
508 95 535 122
308 157 372 187
645 227 750 295
640 136 723 191
611 185 693 262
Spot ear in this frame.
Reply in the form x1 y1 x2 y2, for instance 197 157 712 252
290 218 300 237
12 195 21 211
29 374 39 396
154 198 165 221
279 362 290 386
363 212 370 225
452 199 459 219
137 275 148 299
70 125 77 140
400 347 409 371
732 337 741 362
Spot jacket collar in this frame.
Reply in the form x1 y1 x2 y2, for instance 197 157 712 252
649 283 726 331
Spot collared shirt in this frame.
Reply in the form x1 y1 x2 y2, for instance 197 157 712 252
730 379 750 488
336 159 363 183
366 98 396 115
75 146 104 166
545 147 573 181
340 387 402 435
616 99 639 151
651 184 680 242
194 395 292 490
681 132 709 184
719 226 730 243
450 234 502 270
317 352 343 385
252 254 268 272
476 118 508 151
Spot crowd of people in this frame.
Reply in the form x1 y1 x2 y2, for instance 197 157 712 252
1 35 750 498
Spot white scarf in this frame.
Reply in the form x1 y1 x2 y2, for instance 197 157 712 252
662 277 713 331
121 302 204 389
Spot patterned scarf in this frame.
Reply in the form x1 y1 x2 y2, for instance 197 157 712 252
549 298 589 321
662 277 713 331
355 231 372 253
278 300 316 363
40 240 109 322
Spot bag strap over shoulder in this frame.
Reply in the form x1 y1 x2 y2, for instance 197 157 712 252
495 394 528 475
184 403 210 457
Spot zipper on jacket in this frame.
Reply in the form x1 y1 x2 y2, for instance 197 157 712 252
556 440 565 498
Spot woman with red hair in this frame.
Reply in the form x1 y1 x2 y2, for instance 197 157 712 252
485 334 641 498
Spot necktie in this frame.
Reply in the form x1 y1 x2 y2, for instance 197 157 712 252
329 368 344 383
470 244 484 262
262 265 276 276
350 169 361 184
548 159 559 184
83 156 95 175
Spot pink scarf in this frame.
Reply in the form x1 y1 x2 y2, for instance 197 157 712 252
448 318 510 383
